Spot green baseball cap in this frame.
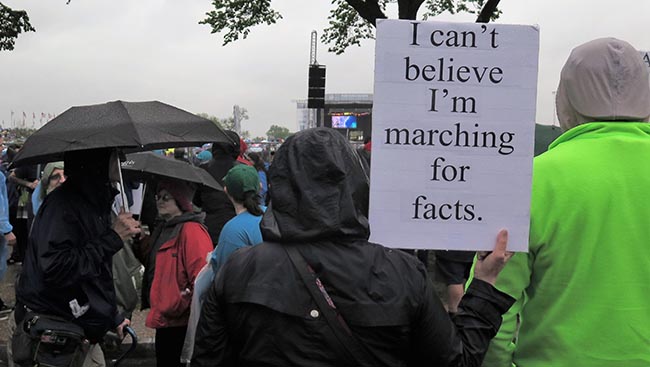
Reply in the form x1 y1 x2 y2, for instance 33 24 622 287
223 164 260 201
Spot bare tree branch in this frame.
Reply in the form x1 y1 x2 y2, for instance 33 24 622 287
344 0 387 26
476 0 500 22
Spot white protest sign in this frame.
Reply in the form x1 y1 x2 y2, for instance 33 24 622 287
369 20 539 252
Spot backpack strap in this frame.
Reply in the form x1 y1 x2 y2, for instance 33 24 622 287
284 244 376 367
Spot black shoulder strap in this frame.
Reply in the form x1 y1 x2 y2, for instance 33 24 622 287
284 245 376 367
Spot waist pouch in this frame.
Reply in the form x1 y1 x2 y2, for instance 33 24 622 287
12 312 87 367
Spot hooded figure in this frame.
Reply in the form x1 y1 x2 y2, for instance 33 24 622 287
192 128 515 367
556 38 650 130
15 148 138 358
483 38 650 367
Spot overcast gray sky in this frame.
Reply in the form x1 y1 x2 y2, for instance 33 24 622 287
1 0 648 137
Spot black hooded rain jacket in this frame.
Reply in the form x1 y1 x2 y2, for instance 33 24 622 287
192 128 514 366
16 149 124 342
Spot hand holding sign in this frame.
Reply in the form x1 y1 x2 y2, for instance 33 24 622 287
474 229 514 286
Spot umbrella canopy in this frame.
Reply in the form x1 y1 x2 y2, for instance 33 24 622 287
121 152 222 191
12 100 233 166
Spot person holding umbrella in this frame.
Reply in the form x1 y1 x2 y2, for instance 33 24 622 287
14 148 140 366
8 100 231 366
141 178 212 367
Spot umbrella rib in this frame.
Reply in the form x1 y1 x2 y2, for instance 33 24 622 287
118 101 146 148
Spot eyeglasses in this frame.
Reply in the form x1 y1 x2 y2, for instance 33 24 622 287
155 193 173 202
49 173 65 181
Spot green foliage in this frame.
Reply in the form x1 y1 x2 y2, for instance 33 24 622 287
197 113 235 130
0 2 36 51
200 0 283 45
423 0 501 20
202 0 501 54
266 124 292 140
322 0 383 55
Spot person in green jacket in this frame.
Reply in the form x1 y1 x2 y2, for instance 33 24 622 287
482 38 650 367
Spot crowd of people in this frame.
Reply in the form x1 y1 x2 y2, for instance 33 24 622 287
0 36 648 367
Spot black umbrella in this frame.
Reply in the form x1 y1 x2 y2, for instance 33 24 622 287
121 152 222 191
12 100 233 166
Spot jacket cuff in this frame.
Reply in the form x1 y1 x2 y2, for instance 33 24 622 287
103 229 125 254
114 313 125 329
459 279 516 329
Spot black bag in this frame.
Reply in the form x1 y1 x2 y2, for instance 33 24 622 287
12 312 87 367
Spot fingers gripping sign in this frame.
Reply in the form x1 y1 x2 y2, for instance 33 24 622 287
474 229 514 286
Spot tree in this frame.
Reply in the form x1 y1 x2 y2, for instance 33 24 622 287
201 0 501 54
197 113 234 130
197 111 249 133
266 124 292 140
0 2 35 51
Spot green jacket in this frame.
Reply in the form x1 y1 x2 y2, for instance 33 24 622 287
483 122 650 367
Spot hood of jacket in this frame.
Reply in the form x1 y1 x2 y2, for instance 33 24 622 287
260 128 370 243
556 37 650 131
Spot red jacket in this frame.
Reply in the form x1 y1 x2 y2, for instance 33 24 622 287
146 221 212 329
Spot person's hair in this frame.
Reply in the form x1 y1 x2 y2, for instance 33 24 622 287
39 174 59 201
241 190 263 216
248 152 266 172
173 148 186 160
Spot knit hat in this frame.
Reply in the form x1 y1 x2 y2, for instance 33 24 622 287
223 165 259 201
157 179 196 212
197 150 212 163
43 161 64 181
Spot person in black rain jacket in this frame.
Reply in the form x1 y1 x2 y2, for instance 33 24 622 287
15 148 140 344
193 128 515 367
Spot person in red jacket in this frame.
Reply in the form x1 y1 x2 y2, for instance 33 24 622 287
143 178 213 367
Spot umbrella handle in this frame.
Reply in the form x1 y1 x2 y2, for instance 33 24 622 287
117 154 129 213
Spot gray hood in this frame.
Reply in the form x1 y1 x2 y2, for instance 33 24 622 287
556 37 650 131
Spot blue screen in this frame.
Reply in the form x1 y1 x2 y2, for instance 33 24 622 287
331 115 357 128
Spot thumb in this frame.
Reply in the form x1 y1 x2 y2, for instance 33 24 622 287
493 229 508 255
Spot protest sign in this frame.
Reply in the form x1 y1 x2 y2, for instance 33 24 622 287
369 20 539 251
